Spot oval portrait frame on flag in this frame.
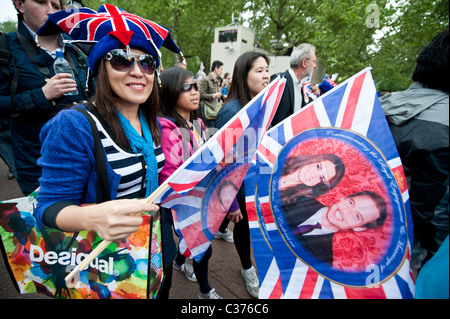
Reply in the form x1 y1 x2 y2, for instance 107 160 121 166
200 153 252 241
269 128 408 287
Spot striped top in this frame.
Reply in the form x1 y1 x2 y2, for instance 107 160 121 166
89 110 165 199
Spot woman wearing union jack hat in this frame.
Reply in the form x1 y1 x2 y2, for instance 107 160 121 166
33 4 184 298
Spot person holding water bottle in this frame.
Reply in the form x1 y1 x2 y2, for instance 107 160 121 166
0 0 92 196
52 48 78 96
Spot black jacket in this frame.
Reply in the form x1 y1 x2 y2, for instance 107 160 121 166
270 70 308 127
0 19 93 195
282 197 334 265
381 82 449 257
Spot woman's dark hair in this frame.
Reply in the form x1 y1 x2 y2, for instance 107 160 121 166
280 153 345 205
89 58 161 147
412 29 449 93
158 67 201 131
226 51 270 107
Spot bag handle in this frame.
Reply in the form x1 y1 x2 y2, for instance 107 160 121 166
75 107 111 203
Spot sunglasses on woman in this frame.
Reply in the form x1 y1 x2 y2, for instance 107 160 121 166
181 82 198 93
105 49 157 75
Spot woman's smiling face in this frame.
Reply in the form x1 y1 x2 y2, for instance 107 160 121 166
105 48 154 111
298 160 337 187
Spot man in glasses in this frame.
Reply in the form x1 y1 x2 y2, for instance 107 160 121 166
270 43 318 126
0 0 92 196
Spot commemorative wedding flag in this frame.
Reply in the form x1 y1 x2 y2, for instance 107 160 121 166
245 68 415 299
245 162 284 298
0 191 163 299
154 77 286 262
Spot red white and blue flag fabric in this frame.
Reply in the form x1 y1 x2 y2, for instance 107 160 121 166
319 76 338 94
303 76 317 101
154 77 286 262
36 4 180 56
245 68 415 299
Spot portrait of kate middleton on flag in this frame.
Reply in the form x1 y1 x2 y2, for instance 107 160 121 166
278 153 345 206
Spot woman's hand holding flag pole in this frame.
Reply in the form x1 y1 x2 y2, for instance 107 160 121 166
64 184 169 287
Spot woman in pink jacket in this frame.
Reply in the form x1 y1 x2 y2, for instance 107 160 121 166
158 67 224 299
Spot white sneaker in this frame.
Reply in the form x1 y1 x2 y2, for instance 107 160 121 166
173 262 197 282
215 228 234 243
198 288 223 299
241 266 259 298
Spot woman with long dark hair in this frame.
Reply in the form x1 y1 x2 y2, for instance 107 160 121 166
34 4 182 298
215 51 271 298
279 153 345 205
158 67 222 299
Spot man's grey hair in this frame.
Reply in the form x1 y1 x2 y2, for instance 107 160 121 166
290 43 316 68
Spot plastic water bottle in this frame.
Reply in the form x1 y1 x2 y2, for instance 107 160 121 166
53 49 78 96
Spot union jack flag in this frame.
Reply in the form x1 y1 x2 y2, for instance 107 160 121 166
154 77 286 262
245 68 415 299
319 76 338 95
323 76 337 87
302 76 317 101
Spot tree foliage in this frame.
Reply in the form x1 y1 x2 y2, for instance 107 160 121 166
371 0 449 91
84 0 247 74
245 0 448 91
0 20 17 33
2 0 446 91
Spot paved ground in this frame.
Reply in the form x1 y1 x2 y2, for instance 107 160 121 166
0 159 255 300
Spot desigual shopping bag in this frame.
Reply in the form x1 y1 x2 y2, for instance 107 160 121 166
0 190 164 299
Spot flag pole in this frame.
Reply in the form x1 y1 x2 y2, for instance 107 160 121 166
64 183 170 287
65 76 286 286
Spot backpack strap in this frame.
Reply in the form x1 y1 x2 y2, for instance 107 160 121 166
0 31 20 107
0 31 10 78
0 31 48 108
74 106 111 204
2 31 91 107
17 32 50 77
17 32 89 86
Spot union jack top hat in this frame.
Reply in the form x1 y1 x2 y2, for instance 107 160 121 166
37 3 183 74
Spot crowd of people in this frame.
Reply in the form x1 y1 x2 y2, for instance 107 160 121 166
0 0 448 299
